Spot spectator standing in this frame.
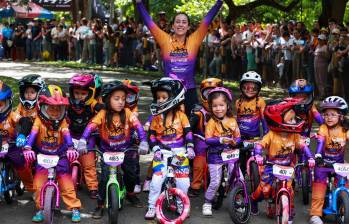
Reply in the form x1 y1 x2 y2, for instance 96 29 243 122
2 22 13 60
314 34 329 98
32 20 42 61
14 23 25 61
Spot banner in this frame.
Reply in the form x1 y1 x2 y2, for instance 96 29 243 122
33 0 72 11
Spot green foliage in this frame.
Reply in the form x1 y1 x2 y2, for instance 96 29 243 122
0 76 19 107
344 1 349 24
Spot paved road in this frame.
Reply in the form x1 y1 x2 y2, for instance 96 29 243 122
0 62 331 224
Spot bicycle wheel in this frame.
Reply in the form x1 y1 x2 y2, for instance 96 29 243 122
108 184 119 224
155 188 190 224
43 186 55 224
336 192 349 224
277 194 289 224
249 161 260 194
301 167 310 205
228 185 251 224
4 164 15 204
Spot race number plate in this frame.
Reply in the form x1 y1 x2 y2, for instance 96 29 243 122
221 149 240 162
333 163 349 177
272 164 294 180
103 152 125 167
37 154 59 169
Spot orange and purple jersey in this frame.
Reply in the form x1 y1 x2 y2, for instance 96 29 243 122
298 104 324 137
137 0 222 89
16 103 39 120
205 117 241 164
235 97 268 138
149 110 193 149
255 130 313 166
25 117 73 156
81 108 146 152
0 111 20 143
315 124 349 163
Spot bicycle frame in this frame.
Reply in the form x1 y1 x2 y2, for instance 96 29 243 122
321 163 349 216
105 165 126 208
226 157 249 205
39 167 60 209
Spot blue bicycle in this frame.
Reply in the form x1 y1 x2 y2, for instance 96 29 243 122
319 161 349 223
0 142 24 204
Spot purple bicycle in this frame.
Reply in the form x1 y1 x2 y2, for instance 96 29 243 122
221 148 251 223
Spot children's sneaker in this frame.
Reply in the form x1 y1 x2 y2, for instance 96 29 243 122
188 187 200 197
143 180 150 192
91 206 104 219
32 210 44 223
126 194 143 208
309 216 323 224
89 190 98 199
134 184 142 194
71 209 81 223
202 203 212 216
144 207 156 220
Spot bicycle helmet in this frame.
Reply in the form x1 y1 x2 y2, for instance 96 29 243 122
19 74 45 109
240 71 262 98
288 79 314 113
123 79 140 110
320 96 348 115
69 73 97 109
200 78 223 110
101 80 128 103
264 97 305 133
0 81 13 122
92 73 103 98
38 85 69 130
150 77 185 115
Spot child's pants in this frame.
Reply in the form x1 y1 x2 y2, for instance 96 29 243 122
204 163 243 203
7 146 34 192
148 148 190 208
79 151 98 191
33 157 81 210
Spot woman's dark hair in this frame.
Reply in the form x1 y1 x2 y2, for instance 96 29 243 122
105 90 126 131
208 92 233 118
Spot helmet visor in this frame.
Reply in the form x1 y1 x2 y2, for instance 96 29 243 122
201 88 213 101
0 99 10 113
41 104 66 121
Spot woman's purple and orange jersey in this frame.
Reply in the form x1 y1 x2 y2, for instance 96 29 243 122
315 124 349 164
81 108 147 152
0 111 20 143
299 104 324 137
205 117 241 164
149 110 193 149
15 103 39 120
137 0 222 89
25 117 73 156
235 97 268 138
255 130 313 166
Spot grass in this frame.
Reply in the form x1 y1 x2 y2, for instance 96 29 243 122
0 76 19 106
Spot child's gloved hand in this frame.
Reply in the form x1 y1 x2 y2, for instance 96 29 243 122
220 137 236 145
0 143 9 157
16 134 27 147
138 141 149 155
315 153 323 166
23 148 36 163
77 139 87 155
187 147 195 159
255 155 264 166
67 148 79 162
153 150 162 162
308 158 315 168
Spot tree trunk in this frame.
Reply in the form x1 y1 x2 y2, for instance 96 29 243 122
318 0 348 27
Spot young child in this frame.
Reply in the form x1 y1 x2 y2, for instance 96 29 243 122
235 71 268 174
122 79 142 193
250 98 315 223
67 73 104 199
288 79 324 137
309 96 348 224
15 74 45 192
0 81 33 195
23 85 81 223
202 87 242 216
77 80 149 218
145 77 195 220
188 78 223 197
